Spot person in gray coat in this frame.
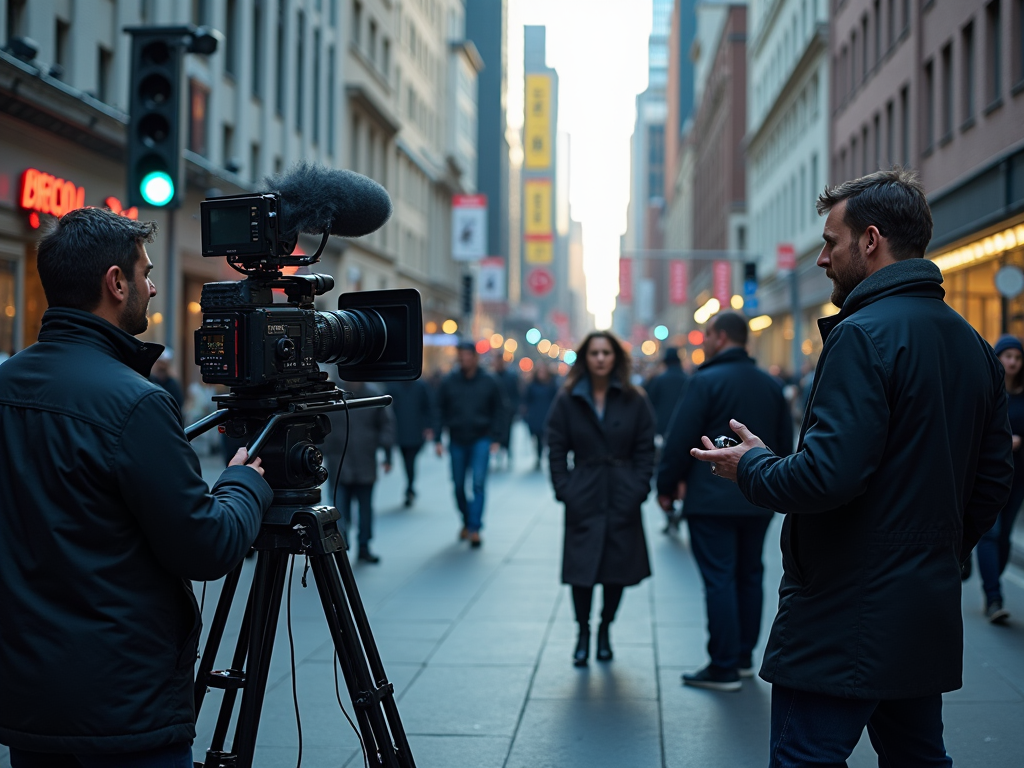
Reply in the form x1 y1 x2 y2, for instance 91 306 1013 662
323 380 395 563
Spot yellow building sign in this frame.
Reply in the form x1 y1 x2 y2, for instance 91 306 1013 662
525 238 554 264
524 179 552 236
524 74 552 169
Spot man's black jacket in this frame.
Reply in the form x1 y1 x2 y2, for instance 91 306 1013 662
737 259 1013 699
656 348 791 516
435 368 505 446
0 309 273 753
646 365 688 436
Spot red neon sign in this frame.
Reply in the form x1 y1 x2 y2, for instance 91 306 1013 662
20 168 85 218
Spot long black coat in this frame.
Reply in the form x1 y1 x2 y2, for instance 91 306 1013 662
0 309 273 752
546 380 656 587
738 259 1013 699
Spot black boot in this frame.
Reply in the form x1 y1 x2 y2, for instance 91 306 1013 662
573 624 590 667
596 622 613 661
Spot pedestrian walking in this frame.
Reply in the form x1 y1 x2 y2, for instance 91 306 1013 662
546 331 656 667
646 347 688 438
976 333 1024 624
435 341 505 547
656 312 792 691
385 377 435 507
323 380 394 563
691 168 1013 767
0 208 272 764
492 353 520 470
149 348 185 414
523 362 559 470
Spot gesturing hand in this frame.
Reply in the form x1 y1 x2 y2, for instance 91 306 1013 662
229 447 265 477
689 419 766 483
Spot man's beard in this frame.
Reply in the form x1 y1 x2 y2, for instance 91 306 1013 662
827 244 868 309
119 280 149 335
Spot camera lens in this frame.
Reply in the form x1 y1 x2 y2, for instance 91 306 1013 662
314 309 387 366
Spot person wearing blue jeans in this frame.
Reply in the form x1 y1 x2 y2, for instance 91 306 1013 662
9 743 193 768
435 341 505 547
448 437 493 535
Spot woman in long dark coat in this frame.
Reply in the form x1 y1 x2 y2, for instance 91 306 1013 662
546 331 656 666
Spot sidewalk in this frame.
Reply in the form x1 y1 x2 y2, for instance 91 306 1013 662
2 423 1023 767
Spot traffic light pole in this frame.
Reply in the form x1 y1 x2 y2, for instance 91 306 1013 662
164 207 176 351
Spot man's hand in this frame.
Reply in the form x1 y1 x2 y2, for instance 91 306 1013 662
383 462 392 474
689 419 766 483
229 447 265 477
657 482 686 511
1013 434 1021 452
435 442 444 457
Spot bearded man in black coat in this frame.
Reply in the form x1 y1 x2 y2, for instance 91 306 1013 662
692 168 1013 766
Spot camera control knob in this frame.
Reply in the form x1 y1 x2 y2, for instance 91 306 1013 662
276 337 296 360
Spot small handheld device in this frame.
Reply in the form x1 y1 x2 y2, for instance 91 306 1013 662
712 436 739 449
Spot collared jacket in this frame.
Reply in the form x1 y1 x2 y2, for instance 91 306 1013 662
656 347 792 516
0 308 273 753
435 368 506 446
737 259 1013 699
546 378 656 586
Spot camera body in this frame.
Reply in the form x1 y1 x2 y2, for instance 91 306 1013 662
200 192 295 263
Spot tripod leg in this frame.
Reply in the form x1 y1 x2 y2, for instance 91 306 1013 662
333 551 417 767
232 550 290 768
194 561 244 715
310 555 413 768
206 584 255 756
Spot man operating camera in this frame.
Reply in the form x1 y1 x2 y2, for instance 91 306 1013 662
0 208 273 767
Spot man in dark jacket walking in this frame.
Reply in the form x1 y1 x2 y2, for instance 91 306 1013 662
657 312 791 691
385 378 435 506
323 380 395 563
0 208 273 765
646 346 688 437
435 341 505 547
692 169 1013 766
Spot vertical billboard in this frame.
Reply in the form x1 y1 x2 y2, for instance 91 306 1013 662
669 260 688 304
524 75 553 169
713 261 732 305
618 258 633 303
452 194 488 261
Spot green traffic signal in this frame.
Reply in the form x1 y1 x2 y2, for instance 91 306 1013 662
140 170 174 206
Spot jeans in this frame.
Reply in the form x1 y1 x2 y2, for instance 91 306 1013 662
976 472 1024 605
9 743 193 768
770 685 952 767
687 514 772 669
399 444 422 495
337 482 374 550
449 438 491 532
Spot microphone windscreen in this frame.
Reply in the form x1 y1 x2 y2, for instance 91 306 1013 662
261 162 393 239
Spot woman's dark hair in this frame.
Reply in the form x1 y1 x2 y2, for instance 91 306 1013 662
816 166 932 259
563 331 635 394
36 207 158 311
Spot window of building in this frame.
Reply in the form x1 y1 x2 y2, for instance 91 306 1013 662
350 114 361 172
369 19 377 65
97 46 113 104
223 123 235 167
295 12 305 132
225 0 238 76
963 22 976 124
900 85 910 164
1015 0 1024 87
313 28 321 144
851 135 859 176
0 259 15 357
874 0 882 64
862 14 869 80
888 0 896 48
986 0 1002 107
923 60 935 152
851 30 858 92
873 112 881 168
862 124 869 174
54 19 70 80
811 153 818 201
192 0 208 26
252 0 263 97
839 45 849 101
275 2 286 115
189 79 210 156
250 142 260 183
886 99 895 165
902 0 910 34
6 0 27 42
328 45 336 155
353 1 363 47
838 148 847 182
940 43 953 140
382 38 390 78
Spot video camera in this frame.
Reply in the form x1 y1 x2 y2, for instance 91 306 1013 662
194 164 422 392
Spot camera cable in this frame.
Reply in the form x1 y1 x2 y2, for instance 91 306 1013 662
287 554 303 768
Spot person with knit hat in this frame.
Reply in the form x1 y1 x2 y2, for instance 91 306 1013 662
976 333 1024 623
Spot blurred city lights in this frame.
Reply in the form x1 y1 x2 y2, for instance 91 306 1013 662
749 315 774 332
558 362 569 375
730 295 744 309
654 325 669 340
425 321 438 334
526 328 542 344
547 344 560 358
442 319 458 334
503 349 515 362
504 338 518 352
641 340 657 356
692 349 706 365
519 358 534 372
688 330 704 345
187 301 202 314
537 339 552 354
475 339 491 354
564 350 577 365
151 312 163 324
694 298 721 325
490 333 504 349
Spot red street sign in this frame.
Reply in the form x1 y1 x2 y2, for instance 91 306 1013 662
526 267 554 296
453 193 487 208
669 260 688 304
713 261 732 305
619 258 632 303
777 243 797 271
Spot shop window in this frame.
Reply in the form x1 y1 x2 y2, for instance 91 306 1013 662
22 249 46 350
0 259 15 358
189 79 209 156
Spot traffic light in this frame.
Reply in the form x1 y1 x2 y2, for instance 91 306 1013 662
125 26 219 209
461 273 474 317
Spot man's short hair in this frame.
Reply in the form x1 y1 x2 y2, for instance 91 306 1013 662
816 166 932 260
36 207 157 311
710 311 749 346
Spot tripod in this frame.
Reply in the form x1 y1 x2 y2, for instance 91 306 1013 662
186 391 415 768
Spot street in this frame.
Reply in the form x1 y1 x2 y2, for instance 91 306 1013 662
2 423 1023 768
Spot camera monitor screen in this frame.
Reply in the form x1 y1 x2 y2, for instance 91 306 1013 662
208 204 252 247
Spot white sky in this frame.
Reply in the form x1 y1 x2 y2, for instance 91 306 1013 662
506 0 654 329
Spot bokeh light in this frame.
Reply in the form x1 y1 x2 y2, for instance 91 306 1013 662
692 349 706 365
425 321 438 334
519 358 534 372
547 344 560 358
503 349 515 362
687 330 704 345
526 328 542 345
151 312 163 324
654 325 669 340
475 339 491 354
730 295 744 309
537 339 552 354
641 340 657 356
490 333 504 349
504 338 518 352
564 350 577 365
442 319 458 334
558 362 569 375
